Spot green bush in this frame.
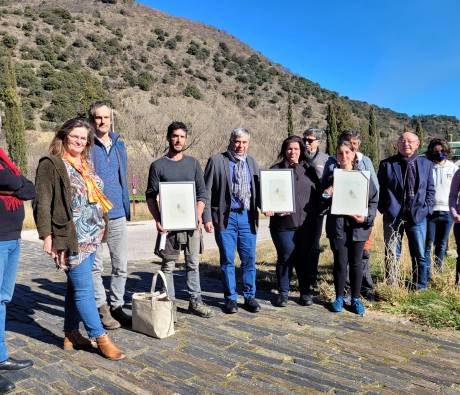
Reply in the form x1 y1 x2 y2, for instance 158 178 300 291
35 34 49 46
164 38 177 50
2 34 17 48
248 99 258 109
187 41 209 60
122 70 137 87
146 39 157 48
39 8 72 27
183 84 202 100
137 72 154 91
22 21 33 32
87 56 105 70
20 46 44 61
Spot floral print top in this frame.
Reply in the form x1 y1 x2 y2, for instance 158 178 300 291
64 160 105 267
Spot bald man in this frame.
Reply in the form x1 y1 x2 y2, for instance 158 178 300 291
378 131 435 290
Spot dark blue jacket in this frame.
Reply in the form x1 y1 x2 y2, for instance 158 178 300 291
377 154 434 224
91 132 131 221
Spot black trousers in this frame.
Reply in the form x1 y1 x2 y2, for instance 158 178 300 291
330 237 365 299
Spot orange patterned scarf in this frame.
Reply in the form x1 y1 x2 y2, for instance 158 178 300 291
0 148 23 211
63 153 113 213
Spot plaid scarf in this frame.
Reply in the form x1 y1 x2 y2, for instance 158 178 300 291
63 153 113 213
0 148 23 211
401 153 417 211
227 150 251 210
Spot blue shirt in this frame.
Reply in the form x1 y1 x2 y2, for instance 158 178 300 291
228 159 251 209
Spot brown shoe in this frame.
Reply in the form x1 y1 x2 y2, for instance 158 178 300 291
98 304 121 330
96 334 125 360
63 330 96 350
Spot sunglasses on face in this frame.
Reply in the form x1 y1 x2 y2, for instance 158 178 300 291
304 138 317 144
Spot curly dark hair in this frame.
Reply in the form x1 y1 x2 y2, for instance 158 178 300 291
425 138 451 161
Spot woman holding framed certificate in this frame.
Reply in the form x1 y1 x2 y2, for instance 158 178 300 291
322 140 379 316
266 136 320 307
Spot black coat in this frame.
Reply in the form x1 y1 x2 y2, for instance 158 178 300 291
325 170 379 242
269 160 319 231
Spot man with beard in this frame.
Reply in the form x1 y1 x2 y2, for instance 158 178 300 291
203 128 261 314
145 122 214 319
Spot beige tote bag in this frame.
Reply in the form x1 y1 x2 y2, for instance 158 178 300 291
132 270 175 339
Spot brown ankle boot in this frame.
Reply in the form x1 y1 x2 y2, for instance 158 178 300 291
63 330 96 350
98 304 121 330
96 334 125 360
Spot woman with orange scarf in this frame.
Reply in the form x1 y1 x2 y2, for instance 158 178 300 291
0 146 35 393
33 118 124 360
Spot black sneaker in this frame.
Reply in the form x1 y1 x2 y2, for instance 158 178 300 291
244 298 261 313
299 294 313 306
223 300 238 314
110 306 132 327
274 294 288 307
0 375 14 394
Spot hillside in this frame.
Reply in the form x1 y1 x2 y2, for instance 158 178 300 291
0 0 458 189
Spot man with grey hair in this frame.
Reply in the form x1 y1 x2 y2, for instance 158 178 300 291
303 128 329 179
203 128 261 314
378 131 434 290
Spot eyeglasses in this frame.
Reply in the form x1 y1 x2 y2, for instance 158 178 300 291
304 138 317 144
68 135 88 142
398 139 418 145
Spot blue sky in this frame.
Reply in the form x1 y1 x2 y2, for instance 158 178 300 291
139 1 460 118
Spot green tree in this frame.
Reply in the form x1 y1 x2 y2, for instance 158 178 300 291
325 103 338 155
367 106 380 168
287 91 293 136
1 55 27 173
334 99 356 133
415 119 425 149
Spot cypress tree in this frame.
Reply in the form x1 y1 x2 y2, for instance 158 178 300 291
287 91 294 136
368 106 379 168
415 119 425 148
1 55 27 174
326 103 338 155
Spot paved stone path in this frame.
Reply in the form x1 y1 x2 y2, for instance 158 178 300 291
3 241 460 394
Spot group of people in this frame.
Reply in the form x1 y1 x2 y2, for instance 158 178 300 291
0 99 459 393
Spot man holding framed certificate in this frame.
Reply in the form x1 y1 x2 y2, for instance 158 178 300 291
146 122 214 319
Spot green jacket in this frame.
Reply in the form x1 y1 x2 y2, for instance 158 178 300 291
33 155 79 253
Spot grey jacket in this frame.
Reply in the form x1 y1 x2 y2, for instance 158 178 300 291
203 152 260 231
306 150 329 179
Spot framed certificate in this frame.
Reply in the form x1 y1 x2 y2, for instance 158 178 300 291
330 169 369 216
260 169 295 213
159 182 197 231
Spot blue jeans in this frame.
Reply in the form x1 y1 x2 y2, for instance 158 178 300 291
270 229 295 297
0 239 21 362
383 216 428 289
65 252 105 338
424 211 453 279
215 210 257 301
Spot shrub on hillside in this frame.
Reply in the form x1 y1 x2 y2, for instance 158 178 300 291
183 84 202 100
248 99 258 109
2 34 17 48
137 72 154 91
164 38 177 50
